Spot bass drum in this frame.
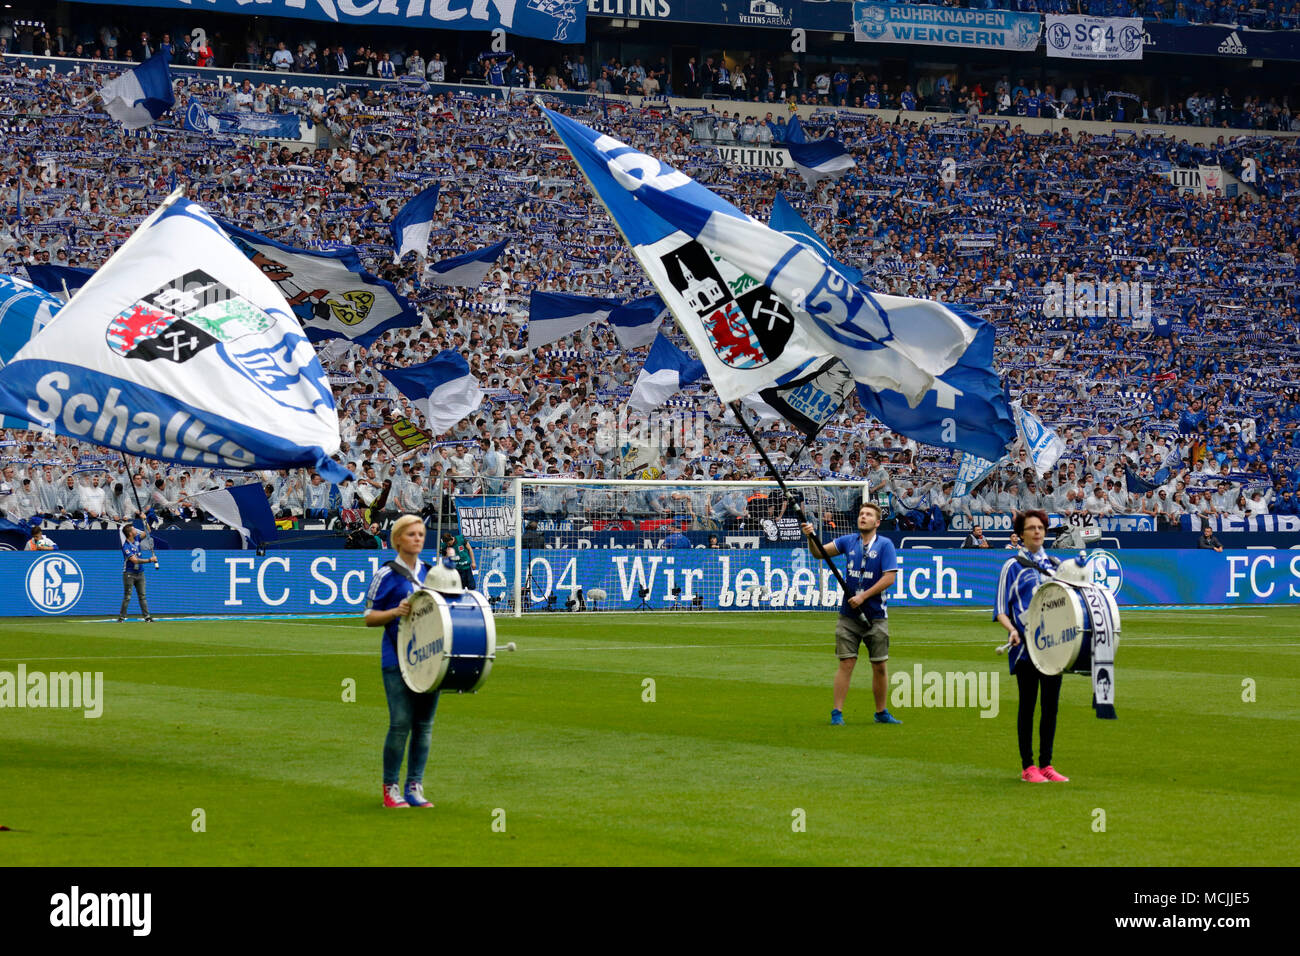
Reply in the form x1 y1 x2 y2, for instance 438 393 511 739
1023 581 1120 677
438 590 497 693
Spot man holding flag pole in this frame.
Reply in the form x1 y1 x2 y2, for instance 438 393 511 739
537 100 1020 723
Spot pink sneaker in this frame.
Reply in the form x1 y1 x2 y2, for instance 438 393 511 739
1041 765 1070 782
1021 765 1048 782
382 783 410 808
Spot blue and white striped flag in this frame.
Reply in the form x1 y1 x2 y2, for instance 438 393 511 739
608 294 665 349
188 481 278 549
628 332 705 413
541 107 974 406
0 192 348 481
220 221 420 348
389 184 440 261
425 239 509 288
785 137 856 186
380 350 483 434
98 51 174 130
528 291 618 349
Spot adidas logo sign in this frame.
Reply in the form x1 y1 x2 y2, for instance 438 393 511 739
1217 31 1248 55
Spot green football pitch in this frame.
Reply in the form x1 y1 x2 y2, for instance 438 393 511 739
1 606 1297 866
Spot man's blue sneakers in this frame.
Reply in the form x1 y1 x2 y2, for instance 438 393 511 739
874 709 903 725
830 709 845 726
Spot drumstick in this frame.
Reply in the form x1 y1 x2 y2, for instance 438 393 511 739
995 641 1012 655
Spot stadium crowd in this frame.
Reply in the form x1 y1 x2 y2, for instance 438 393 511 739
2 52 1300 537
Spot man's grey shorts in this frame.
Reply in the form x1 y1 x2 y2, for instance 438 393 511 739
835 614 889 662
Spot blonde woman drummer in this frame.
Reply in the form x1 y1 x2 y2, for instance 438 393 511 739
364 514 439 809
994 510 1069 783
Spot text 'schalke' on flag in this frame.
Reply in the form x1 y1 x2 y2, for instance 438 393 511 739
541 107 973 406
98 51 174 130
0 193 347 482
219 221 419 347
380 350 483 434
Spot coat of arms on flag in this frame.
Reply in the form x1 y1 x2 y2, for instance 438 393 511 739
103 268 328 415
658 242 793 371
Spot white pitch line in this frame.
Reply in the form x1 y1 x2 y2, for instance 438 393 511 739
1 650 371 663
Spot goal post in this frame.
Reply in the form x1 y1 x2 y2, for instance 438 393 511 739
450 478 872 615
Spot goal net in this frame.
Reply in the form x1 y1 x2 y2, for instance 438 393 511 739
450 479 871 615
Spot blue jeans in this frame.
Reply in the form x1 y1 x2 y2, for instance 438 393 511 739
381 667 439 786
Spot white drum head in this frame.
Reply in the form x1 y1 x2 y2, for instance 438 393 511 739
396 587 452 693
1024 581 1086 676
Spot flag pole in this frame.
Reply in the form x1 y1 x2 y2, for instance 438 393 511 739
728 400 867 623
120 452 148 525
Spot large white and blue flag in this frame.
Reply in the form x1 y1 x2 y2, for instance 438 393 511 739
98 51 175 130
389 184 441 261
1012 401 1067 476
628 332 705 413
424 239 509 288
0 274 63 429
608 294 665 350
0 192 347 481
380 350 483 434
769 194 862 286
543 107 975 407
188 481 278 549
785 137 856 187
219 221 420 347
528 291 619 349
766 196 1015 460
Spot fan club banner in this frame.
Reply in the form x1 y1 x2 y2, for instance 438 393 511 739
375 418 431 459
1045 15 1144 61
185 102 303 140
853 2 1041 51
6 548 1298 616
66 0 586 42
453 495 515 545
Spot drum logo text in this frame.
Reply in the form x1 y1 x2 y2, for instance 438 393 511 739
407 635 445 666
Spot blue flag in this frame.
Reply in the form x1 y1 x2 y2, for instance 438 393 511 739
425 239 509 288
785 137 856 186
855 306 1017 461
389 184 441 260
628 333 705 412
528 291 619 349
380 350 483 433
608 294 665 349
785 115 807 144
98 51 174 130
25 264 94 300
188 482 278 549
540 107 975 407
